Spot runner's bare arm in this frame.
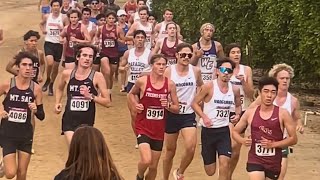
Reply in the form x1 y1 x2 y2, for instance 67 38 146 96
55 70 70 105
34 84 45 120
191 83 210 118
248 95 261 109
242 66 255 101
176 24 183 40
126 22 137 40
271 108 298 148
119 50 129 71
59 26 68 43
151 39 162 55
215 41 224 58
166 80 179 113
128 77 144 106
39 15 48 34
0 81 9 97
153 23 161 40
94 72 111 107
90 24 97 40
95 26 102 43
0 27 3 45
164 65 171 79
78 25 91 44
233 86 242 116
233 109 251 145
117 26 127 44
292 97 304 133
190 43 202 66
194 66 204 87
6 56 18 76
62 14 69 26
39 50 46 82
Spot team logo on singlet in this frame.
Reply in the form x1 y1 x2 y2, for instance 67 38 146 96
201 55 216 70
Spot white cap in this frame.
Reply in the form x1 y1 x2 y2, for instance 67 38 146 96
117 9 127 16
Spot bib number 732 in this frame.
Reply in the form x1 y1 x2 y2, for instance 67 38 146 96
216 109 229 118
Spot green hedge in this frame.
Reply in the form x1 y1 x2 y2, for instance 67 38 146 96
152 0 320 84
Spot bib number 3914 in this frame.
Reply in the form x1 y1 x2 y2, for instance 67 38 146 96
70 97 90 111
146 108 164 120
255 143 275 156
8 108 27 123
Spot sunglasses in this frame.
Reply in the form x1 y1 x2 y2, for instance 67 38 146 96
179 53 193 59
219 67 233 74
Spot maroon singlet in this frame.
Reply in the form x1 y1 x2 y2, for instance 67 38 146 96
65 23 84 58
161 37 178 65
101 25 118 58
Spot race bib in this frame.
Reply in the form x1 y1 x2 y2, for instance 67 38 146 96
179 104 187 114
255 143 275 156
49 29 60 36
201 73 213 81
130 74 139 81
167 58 177 66
215 109 230 118
8 107 27 123
240 94 245 106
104 39 115 47
31 69 37 78
69 41 74 48
146 107 164 120
70 96 90 111
146 36 151 43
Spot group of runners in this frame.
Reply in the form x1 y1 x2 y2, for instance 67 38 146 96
0 0 306 180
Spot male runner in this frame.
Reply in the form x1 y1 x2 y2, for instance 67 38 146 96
192 58 242 180
154 9 182 40
224 43 254 179
123 0 137 17
80 7 97 39
191 23 224 83
128 0 146 25
40 0 69 96
250 63 304 180
127 6 154 50
104 0 120 14
119 30 152 146
55 44 111 146
92 13 106 71
233 76 298 180
61 0 72 15
38 0 51 18
162 43 203 180
6 30 45 84
0 52 45 180
60 9 91 69
96 11 126 96
128 54 179 180
88 0 101 24
152 22 183 66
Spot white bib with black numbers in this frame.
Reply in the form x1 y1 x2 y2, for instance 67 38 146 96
255 143 275 156
146 107 164 120
70 96 90 111
8 107 28 123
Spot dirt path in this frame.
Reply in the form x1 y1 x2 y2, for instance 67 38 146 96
0 1 319 179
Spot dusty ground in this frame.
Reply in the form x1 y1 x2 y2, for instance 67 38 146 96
0 0 319 179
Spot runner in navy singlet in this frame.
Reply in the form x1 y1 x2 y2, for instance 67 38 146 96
233 76 298 180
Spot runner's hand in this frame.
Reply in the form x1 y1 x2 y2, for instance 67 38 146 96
230 114 240 124
261 136 274 149
296 124 304 134
0 111 8 119
80 85 91 100
28 102 37 113
135 103 144 113
194 48 204 58
202 115 212 127
70 36 77 42
160 98 168 107
55 103 62 114
243 135 252 147
236 74 245 82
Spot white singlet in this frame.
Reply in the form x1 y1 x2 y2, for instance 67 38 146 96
157 22 168 40
170 64 197 114
273 92 292 137
127 48 151 83
137 21 153 49
80 20 95 32
45 13 64 43
134 12 140 22
230 64 247 111
200 79 234 128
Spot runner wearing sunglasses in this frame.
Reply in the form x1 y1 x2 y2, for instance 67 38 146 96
191 23 224 83
163 43 203 180
191 57 242 179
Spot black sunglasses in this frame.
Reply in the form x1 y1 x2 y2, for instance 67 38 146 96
179 53 193 59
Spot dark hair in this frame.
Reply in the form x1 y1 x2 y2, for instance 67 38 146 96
74 44 98 65
150 54 167 65
148 12 156 19
67 9 82 19
65 126 122 180
216 57 236 69
137 0 145 4
225 43 242 57
106 11 117 19
50 0 62 7
165 22 177 30
164 8 173 14
133 30 147 38
176 43 193 53
258 76 279 92
23 30 40 41
82 7 91 15
96 13 106 20
138 6 149 14
14 51 38 66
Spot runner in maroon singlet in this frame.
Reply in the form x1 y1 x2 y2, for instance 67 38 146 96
152 22 183 66
233 76 297 180
60 9 91 69
95 11 126 98
128 54 179 180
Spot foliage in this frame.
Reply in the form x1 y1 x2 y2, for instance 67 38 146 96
152 0 320 84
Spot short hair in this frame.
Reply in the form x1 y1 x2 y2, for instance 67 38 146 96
165 22 177 30
216 57 236 70
258 76 279 92
74 44 98 64
96 13 106 20
106 11 117 19
138 6 149 14
50 0 62 7
67 9 82 19
133 30 147 38
225 43 242 57
14 51 38 66
164 8 173 14
176 43 193 53
23 30 40 41
268 63 294 79
137 0 145 4
150 54 167 65
82 7 91 15
200 23 215 35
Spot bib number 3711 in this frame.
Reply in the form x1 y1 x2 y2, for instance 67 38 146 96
255 143 275 156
